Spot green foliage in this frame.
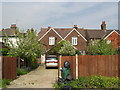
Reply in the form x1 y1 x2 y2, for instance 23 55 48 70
5 30 44 67
58 40 76 56
0 79 11 88
116 47 120 54
17 68 29 76
28 61 39 70
48 40 78 56
0 48 9 56
55 76 119 88
87 40 117 55
75 50 82 55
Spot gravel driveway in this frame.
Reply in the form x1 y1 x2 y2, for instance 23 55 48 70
7 65 58 88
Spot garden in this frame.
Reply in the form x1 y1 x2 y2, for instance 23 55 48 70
53 40 120 89
55 75 120 89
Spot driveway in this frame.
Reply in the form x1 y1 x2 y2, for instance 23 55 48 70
7 65 58 88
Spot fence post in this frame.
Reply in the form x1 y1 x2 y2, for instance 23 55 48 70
58 55 62 78
76 54 78 79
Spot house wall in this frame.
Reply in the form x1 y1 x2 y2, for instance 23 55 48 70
105 32 120 48
65 30 87 51
0 37 19 47
40 29 62 50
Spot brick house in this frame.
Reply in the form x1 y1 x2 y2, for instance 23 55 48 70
37 21 120 53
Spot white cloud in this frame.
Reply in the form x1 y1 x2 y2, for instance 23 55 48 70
2 2 118 32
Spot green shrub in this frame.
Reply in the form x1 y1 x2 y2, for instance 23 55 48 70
55 76 119 88
0 48 9 56
31 63 39 70
17 68 29 76
0 79 11 88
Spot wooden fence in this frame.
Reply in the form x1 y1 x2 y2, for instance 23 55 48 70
58 55 120 79
2 56 17 79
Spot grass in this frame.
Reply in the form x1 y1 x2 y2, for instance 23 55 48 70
0 79 11 88
55 75 120 89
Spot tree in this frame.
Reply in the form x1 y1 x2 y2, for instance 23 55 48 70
48 40 78 56
87 39 117 55
5 30 44 68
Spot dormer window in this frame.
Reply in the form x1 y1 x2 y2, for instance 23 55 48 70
72 37 77 45
49 37 55 45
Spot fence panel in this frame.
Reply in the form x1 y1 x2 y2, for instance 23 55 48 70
2 56 17 79
59 55 119 78
79 55 119 77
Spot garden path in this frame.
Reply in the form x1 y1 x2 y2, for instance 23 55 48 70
7 65 58 88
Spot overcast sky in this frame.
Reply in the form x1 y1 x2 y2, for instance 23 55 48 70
1 0 119 32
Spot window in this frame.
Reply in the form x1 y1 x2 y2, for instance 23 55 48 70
49 37 55 45
72 37 77 45
106 40 111 44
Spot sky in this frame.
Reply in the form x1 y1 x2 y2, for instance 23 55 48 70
0 0 119 33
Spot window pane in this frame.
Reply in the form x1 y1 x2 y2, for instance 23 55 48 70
72 37 77 45
49 37 55 45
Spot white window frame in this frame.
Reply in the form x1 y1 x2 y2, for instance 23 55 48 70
72 37 77 45
49 37 55 45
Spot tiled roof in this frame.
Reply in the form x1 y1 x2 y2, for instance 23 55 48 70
37 28 48 39
116 30 120 34
37 27 120 40
0 28 16 37
86 29 106 38
77 28 86 37
54 28 72 38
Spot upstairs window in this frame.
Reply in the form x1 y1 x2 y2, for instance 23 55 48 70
72 37 77 45
49 37 55 45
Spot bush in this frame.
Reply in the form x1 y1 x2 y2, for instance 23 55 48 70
0 48 9 56
116 47 120 54
31 63 39 70
17 68 29 76
87 40 117 55
0 79 11 88
55 76 119 88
